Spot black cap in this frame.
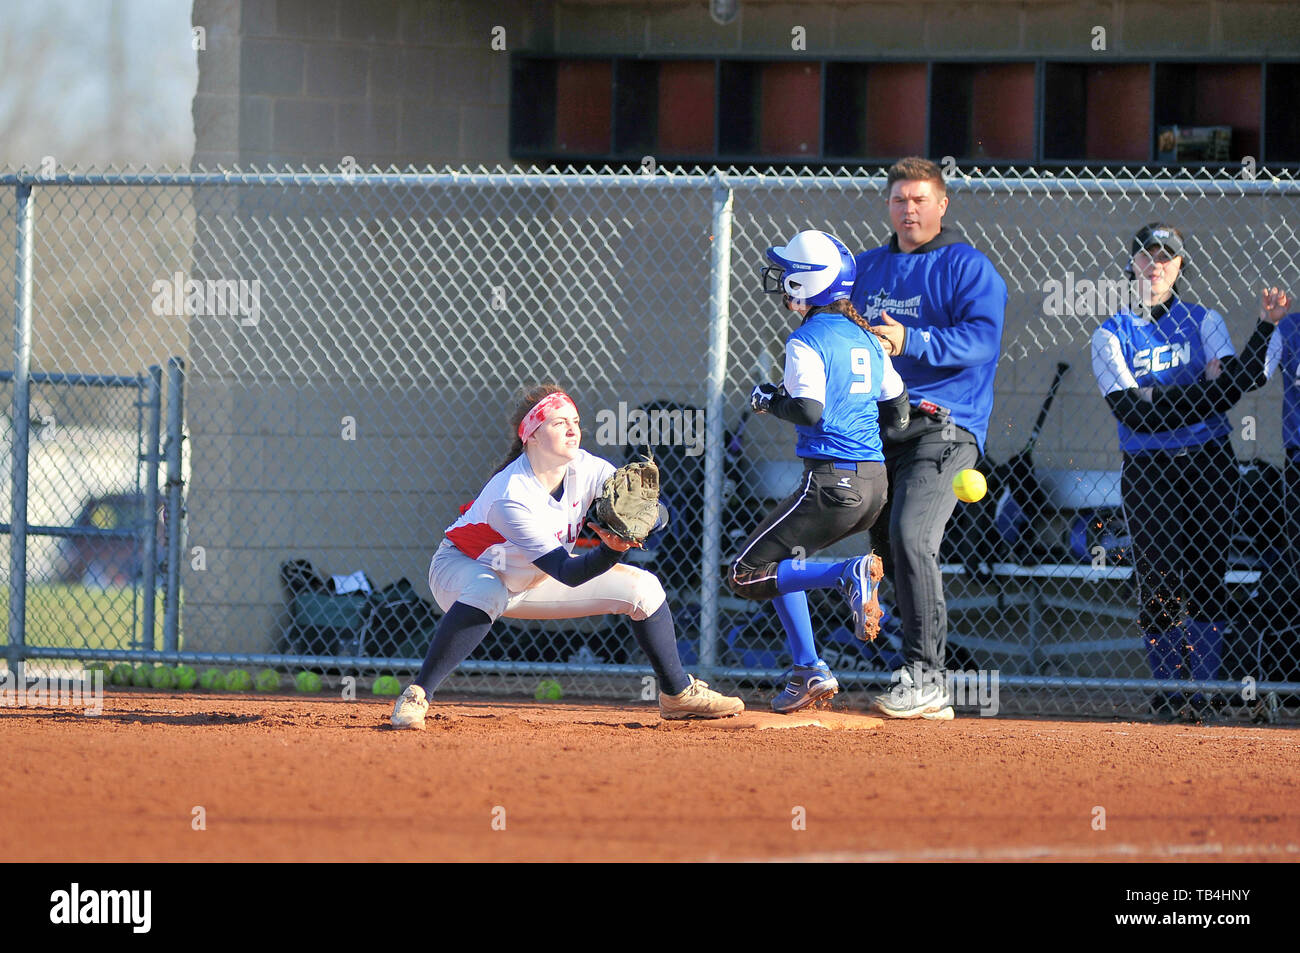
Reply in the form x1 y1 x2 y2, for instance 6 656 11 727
1131 222 1187 262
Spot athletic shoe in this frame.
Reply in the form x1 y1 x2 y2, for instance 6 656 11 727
872 666 954 720
771 661 839 714
391 684 429 729
659 675 744 720
840 553 885 641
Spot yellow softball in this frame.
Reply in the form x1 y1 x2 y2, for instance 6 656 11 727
952 468 987 503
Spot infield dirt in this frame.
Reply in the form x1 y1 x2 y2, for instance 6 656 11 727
3 690 1297 862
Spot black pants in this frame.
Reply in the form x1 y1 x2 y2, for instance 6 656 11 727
871 429 980 673
1122 437 1237 634
728 459 888 600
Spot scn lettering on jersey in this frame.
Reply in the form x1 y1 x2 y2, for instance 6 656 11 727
1132 341 1191 377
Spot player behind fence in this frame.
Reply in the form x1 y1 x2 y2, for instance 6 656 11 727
1091 221 1288 720
391 384 744 728
730 229 910 713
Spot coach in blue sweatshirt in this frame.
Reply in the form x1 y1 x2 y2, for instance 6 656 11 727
850 156 1007 720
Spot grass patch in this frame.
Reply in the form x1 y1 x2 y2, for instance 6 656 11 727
0 583 170 653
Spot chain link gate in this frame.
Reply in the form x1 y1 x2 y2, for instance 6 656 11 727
4 167 1298 721
1 368 167 661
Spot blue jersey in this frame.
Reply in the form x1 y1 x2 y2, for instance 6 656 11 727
783 311 904 462
850 228 1007 452
1091 298 1235 453
1265 312 1300 453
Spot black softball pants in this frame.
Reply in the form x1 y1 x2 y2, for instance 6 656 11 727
728 459 888 600
1121 436 1238 634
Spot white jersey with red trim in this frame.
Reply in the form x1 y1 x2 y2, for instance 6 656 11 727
444 449 615 593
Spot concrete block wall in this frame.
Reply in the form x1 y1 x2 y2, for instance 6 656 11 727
193 0 546 170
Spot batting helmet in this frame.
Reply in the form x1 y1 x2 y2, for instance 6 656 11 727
761 230 856 307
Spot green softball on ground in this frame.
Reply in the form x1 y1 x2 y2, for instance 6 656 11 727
372 675 402 696
132 665 155 687
225 669 253 692
535 678 563 701
295 671 322 693
149 666 177 690
174 665 198 690
254 668 280 692
199 667 224 690
110 662 135 686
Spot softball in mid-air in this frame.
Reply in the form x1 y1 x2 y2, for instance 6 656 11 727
952 468 988 503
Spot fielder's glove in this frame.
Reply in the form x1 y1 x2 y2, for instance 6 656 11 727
587 453 661 544
750 382 783 414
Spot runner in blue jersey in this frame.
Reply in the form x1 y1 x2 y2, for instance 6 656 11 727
850 157 1008 720
729 229 911 714
1091 221 1288 721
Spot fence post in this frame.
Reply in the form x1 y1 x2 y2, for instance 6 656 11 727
7 183 34 681
699 178 734 675
162 357 184 654
139 365 163 650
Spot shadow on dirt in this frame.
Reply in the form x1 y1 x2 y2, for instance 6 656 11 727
0 708 262 726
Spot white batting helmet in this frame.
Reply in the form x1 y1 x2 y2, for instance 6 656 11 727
761 230 856 307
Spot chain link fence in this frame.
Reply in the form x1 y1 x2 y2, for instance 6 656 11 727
4 166 1298 722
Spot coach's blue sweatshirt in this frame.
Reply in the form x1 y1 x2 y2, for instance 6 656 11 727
851 228 1007 451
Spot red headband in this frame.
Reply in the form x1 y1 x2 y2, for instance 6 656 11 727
518 392 577 443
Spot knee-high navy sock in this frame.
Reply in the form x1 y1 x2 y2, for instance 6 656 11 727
630 603 690 695
413 601 494 695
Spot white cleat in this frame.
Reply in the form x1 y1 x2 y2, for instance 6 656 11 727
659 675 745 720
391 684 429 730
